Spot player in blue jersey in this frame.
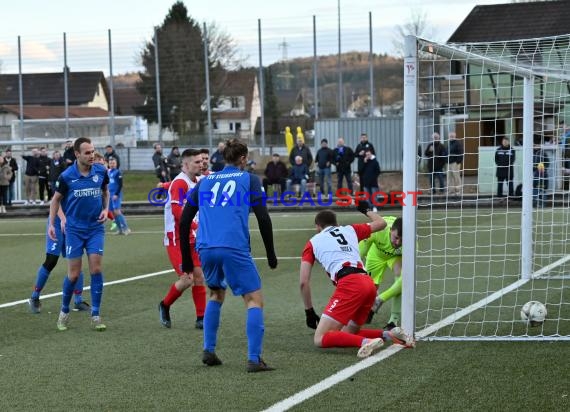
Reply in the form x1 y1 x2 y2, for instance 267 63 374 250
49 137 110 331
107 157 130 235
28 209 90 313
180 139 278 373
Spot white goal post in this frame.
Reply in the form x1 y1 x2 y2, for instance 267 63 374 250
402 34 570 341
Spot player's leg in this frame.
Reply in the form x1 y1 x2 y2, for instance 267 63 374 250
222 249 272 372
29 253 59 313
364 256 388 323
190 244 206 329
317 275 384 358
85 227 106 331
379 259 403 328
199 248 226 366
57 256 82 331
158 243 193 327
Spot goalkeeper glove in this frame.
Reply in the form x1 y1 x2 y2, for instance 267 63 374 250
267 253 278 269
305 307 320 329
356 199 372 215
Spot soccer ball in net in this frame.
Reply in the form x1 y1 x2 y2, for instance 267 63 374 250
520 301 547 327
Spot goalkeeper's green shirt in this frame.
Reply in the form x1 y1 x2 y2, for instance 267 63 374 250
359 216 402 261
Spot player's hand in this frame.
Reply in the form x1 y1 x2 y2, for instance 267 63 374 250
305 307 320 329
47 224 57 241
356 199 372 215
97 210 108 223
267 253 278 269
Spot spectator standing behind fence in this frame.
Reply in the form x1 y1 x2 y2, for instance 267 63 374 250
262 153 287 194
49 151 66 197
355 133 375 185
152 143 170 183
104 145 121 169
38 147 51 204
289 138 313 168
447 132 464 196
22 148 40 205
0 155 13 213
361 149 381 212
315 139 334 195
424 132 448 194
167 146 182 177
3 149 18 206
334 138 355 193
532 142 550 206
210 142 226 172
495 137 516 197
62 139 75 168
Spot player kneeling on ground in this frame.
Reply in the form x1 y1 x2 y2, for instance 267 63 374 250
299 202 414 358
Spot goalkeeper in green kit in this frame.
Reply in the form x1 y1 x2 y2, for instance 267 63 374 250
359 215 403 329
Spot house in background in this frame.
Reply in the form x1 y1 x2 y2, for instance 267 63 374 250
0 70 138 146
207 70 261 140
440 1 570 175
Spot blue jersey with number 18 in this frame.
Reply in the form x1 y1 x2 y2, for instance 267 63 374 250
193 165 263 251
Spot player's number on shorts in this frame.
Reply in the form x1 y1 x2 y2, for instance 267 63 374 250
210 180 237 207
330 228 348 245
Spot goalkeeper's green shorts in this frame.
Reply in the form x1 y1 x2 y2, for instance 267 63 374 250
365 255 400 285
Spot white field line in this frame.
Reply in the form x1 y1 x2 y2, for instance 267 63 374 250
0 257 301 310
262 253 570 412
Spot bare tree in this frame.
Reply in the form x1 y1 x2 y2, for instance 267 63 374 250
392 9 436 56
205 21 248 70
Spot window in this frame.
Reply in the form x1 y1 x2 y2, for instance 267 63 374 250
229 122 233 131
231 97 239 108
213 121 218 130
235 122 241 131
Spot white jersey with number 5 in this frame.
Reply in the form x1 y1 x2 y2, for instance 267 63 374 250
303 223 371 283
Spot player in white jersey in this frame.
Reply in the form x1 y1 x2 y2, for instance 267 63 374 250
300 202 414 358
158 149 207 330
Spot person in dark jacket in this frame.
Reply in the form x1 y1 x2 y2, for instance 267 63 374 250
286 155 309 195
38 147 51 203
361 149 381 210
532 142 550 206
104 145 121 169
425 132 448 194
315 139 334 195
3 149 18 206
289 138 313 168
152 143 170 183
166 147 182 177
263 153 288 194
495 136 516 197
333 138 355 193
62 139 76 168
354 133 375 184
210 142 226 172
49 151 66 197
22 148 40 205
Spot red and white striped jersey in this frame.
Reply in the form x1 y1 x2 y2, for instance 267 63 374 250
301 223 371 283
163 172 199 246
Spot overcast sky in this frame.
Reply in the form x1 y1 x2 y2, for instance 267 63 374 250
0 0 512 73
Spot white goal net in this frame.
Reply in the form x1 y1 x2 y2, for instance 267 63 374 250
402 35 570 341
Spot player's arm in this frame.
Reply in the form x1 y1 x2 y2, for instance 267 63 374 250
98 174 110 223
356 200 387 233
179 184 200 274
250 174 277 269
300 242 320 329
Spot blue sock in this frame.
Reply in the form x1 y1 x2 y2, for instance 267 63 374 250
116 214 128 231
246 307 264 363
31 265 51 299
61 276 77 314
90 273 104 316
73 272 84 305
203 300 222 352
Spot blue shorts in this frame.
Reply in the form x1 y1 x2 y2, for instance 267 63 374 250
64 225 105 259
199 248 261 296
45 220 65 257
109 193 123 212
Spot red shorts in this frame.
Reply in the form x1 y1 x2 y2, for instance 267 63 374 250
323 274 376 326
166 242 201 276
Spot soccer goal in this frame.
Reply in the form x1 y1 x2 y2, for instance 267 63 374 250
402 35 570 341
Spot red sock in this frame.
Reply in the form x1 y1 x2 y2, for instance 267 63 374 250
192 285 206 317
163 283 183 307
357 329 383 339
321 331 364 348
107 211 115 220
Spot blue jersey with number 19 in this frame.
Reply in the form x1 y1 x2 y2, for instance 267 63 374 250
193 166 263 251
